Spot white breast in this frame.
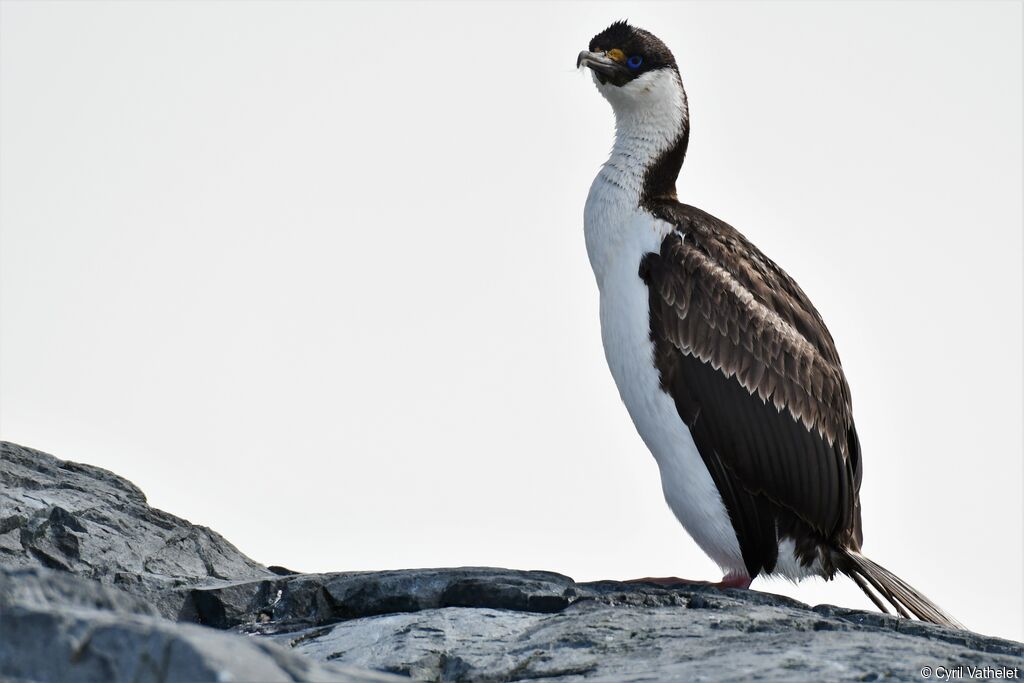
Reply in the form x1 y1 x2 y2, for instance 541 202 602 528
582 67 746 577
584 165 747 578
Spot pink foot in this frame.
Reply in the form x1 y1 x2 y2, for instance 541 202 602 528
715 574 753 590
625 574 752 590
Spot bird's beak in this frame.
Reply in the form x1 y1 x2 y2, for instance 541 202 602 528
577 50 630 86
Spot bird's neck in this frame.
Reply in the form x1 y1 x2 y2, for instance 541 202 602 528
584 72 689 286
603 70 690 206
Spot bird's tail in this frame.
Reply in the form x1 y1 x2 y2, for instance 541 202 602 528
838 549 964 629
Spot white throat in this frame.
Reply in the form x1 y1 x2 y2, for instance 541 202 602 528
584 68 688 285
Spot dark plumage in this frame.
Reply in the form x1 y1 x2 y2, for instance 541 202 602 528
639 204 863 578
588 21 679 77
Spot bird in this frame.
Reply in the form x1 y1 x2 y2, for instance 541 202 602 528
577 20 961 628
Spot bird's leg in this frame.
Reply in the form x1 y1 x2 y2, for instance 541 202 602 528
714 573 752 590
625 573 752 590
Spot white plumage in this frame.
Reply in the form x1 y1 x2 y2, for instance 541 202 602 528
584 68 747 579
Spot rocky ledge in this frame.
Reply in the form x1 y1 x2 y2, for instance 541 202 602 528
1 441 1021 682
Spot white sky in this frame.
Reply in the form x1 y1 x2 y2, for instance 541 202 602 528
1 1 1021 642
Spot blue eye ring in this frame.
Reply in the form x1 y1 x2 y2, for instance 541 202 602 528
627 55 643 69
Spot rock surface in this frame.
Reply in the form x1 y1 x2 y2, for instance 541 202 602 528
0 442 401 683
0 566 404 683
0 441 271 619
198 569 1023 682
1 441 1021 682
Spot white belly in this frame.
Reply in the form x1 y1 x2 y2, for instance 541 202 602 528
586 197 747 577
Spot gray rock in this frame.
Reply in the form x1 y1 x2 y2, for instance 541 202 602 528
287 600 1020 682
179 568 1021 682
0 566 159 618
2 440 1022 683
185 567 577 631
0 441 271 618
0 567 405 683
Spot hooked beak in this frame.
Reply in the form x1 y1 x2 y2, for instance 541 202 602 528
577 50 631 86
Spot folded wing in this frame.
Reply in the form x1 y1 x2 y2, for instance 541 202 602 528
640 201 862 577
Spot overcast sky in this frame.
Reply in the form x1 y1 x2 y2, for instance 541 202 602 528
1 1 1021 641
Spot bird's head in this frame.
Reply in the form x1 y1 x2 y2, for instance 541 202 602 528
577 21 685 118
578 22 690 200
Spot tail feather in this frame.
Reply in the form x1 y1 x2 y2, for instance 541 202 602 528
839 549 964 629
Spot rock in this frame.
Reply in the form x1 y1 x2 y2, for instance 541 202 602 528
182 569 1023 682
0 441 271 619
0 565 159 618
0 566 405 683
186 567 578 631
2 441 1022 683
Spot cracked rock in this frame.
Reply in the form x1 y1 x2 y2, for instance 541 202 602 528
0 441 271 618
0 567 405 683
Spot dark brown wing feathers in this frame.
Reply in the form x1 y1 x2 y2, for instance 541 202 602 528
642 201 863 576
